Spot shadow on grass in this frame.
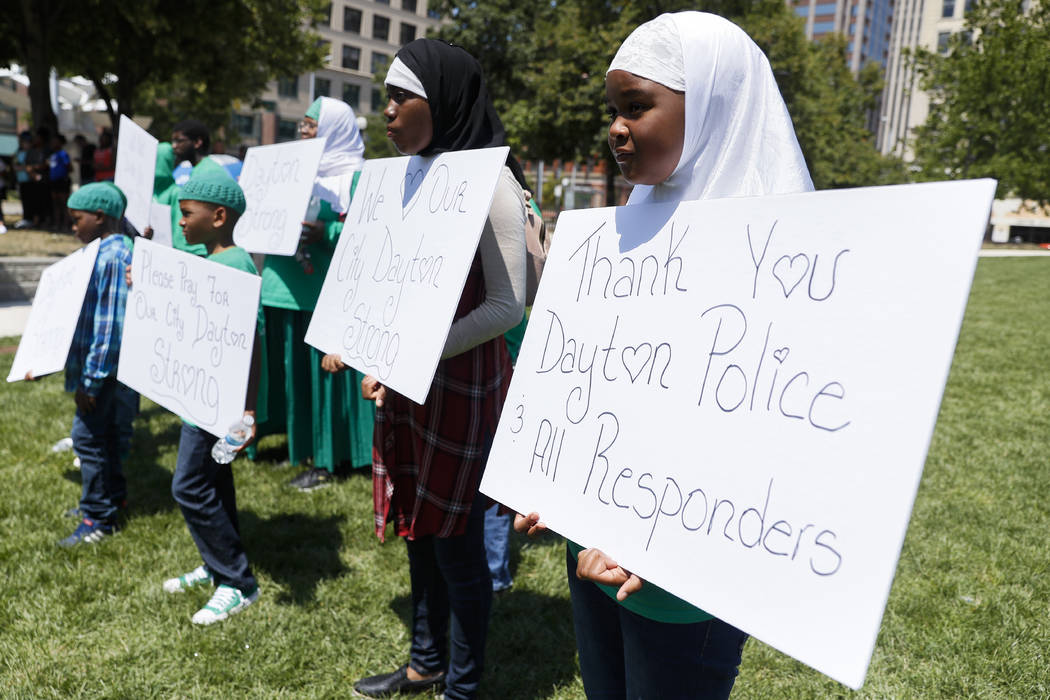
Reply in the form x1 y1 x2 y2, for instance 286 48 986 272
386 586 578 698
240 510 348 605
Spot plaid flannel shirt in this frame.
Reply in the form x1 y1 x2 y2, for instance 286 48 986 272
65 235 133 396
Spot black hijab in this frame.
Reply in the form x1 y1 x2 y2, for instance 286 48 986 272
396 39 528 190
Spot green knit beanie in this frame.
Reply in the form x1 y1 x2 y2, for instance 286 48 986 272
178 168 246 215
305 97 322 120
67 182 127 219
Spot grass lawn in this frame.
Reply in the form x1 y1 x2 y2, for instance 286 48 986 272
1 257 1048 698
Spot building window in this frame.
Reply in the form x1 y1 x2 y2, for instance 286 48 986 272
964 0 974 10
372 52 390 74
794 5 809 16
277 76 298 98
373 15 390 41
344 7 362 33
231 113 257 139
403 0 417 11
343 83 361 110
376 0 390 4
812 20 835 32
428 7 441 19
277 118 299 142
314 77 331 98
400 22 416 44
322 2 332 26
937 31 951 53
372 87 384 112
814 3 836 13
342 45 361 70
942 0 955 17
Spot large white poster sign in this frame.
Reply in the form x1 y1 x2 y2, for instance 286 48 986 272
233 139 326 255
117 239 261 436
150 201 173 247
114 114 159 234
305 146 510 404
7 239 101 382
480 180 997 689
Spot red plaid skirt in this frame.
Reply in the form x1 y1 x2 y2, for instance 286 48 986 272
372 253 511 540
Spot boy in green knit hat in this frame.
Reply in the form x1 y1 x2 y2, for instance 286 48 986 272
56 183 135 546
159 168 264 624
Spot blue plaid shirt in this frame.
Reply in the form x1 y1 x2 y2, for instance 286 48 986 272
65 234 133 396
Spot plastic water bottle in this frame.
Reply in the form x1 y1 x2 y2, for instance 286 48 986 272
211 414 255 465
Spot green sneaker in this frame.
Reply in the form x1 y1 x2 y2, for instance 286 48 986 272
191 584 259 625
162 565 213 594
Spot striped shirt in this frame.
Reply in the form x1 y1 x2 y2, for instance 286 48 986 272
65 235 133 396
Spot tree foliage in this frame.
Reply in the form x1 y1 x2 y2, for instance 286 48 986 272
432 0 905 195
912 0 1050 200
1 0 326 140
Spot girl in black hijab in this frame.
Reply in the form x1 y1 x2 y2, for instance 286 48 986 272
349 39 527 700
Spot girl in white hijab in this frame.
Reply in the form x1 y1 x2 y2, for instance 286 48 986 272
517 12 813 698
259 96 373 491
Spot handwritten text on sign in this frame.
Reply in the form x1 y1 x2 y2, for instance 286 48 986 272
233 139 326 255
305 147 510 404
117 239 260 436
480 180 997 689
7 239 101 382
114 114 159 235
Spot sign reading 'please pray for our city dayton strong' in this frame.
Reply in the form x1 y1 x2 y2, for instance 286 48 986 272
306 146 510 404
480 180 997 690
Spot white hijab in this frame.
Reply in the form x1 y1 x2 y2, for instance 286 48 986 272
313 96 365 213
608 12 813 205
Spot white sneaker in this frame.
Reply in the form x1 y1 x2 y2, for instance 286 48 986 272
163 564 214 593
191 584 259 625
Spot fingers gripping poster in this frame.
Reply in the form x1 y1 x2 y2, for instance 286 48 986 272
117 239 261 436
480 180 997 689
305 146 510 404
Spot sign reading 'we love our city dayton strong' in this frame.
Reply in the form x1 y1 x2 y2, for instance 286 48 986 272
306 146 510 404
480 180 997 689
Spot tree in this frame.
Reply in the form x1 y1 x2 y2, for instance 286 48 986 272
0 0 326 140
912 0 1050 200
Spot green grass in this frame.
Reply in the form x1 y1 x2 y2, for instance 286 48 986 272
1 257 1048 698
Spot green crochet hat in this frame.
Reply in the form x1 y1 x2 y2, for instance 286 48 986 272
67 182 127 219
178 168 246 215
305 97 322 120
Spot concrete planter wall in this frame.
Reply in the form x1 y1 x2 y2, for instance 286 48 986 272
0 258 54 302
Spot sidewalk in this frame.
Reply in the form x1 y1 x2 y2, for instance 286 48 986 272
0 301 31 339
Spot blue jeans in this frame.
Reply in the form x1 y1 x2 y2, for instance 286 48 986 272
405 495 491 700
566 547 748 699
114 383 139 461
72 378 125 522
483 505 513 591
172 423 256 592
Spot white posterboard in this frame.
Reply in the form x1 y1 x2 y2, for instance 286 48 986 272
233 139 326 255
305 146 510 404
150 202 173 247
114 114 159 234
480 179 997 689
7 239 102 382
117 239 261 436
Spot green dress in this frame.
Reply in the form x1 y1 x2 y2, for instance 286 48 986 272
256 173 374 471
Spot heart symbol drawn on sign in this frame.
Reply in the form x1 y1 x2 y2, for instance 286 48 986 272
401 168 425 220
621 343 653 383
772 347 790 364
772 254 810 298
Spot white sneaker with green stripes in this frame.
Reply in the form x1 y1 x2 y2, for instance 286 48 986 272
162 565 214 594
190 584 259 625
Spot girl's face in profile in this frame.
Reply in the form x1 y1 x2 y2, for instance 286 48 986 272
605 69 685 186
384 85 433 155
